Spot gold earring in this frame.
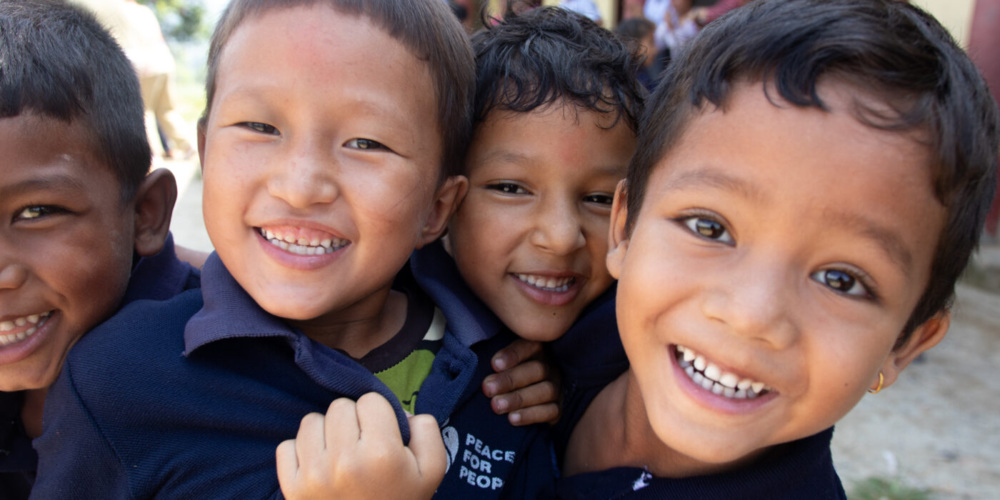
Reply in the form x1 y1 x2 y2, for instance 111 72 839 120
867 371 884 394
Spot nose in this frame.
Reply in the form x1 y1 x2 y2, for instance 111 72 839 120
528 195 586 255
0 258 27 290
267 139 339 209
700 252 798 349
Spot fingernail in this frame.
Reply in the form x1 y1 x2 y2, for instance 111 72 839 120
509 411 521 424
484 380 498 397
494 397 509 412
493 356 507 371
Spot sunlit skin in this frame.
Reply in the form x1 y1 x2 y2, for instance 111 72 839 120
199 5 464 358
448 105 635 341
0 115 135 395
565 80 950 478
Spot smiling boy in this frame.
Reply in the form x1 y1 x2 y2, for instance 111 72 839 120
0 1 197 497
555 0 998 497
29 1 544 498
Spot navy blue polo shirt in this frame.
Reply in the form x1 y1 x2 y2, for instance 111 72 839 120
0 234 198 499
34 244 551 499
552 427 846 499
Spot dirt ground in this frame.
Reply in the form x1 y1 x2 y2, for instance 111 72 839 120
831 249 1000 499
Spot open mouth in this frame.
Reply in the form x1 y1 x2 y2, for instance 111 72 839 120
513 273 575 293
675 344 772 400
258 228 349 256
0 311 52 346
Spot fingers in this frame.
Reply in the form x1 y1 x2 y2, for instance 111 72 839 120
407 414 447 483
483 359 550 398
507 402 560 426
325 398 360 453
491 338 543 373
275 439 299 492
490 378 558 416
355 392 403 446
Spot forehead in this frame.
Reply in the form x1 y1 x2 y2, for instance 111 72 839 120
469 104 634 175
0 114 116 191
211 4 442 158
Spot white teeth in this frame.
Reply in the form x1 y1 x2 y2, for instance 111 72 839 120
693 355 706 371
515 274 573 292
674 344 771 400
720 372 739 389
0 311 51 346
260 228 347 255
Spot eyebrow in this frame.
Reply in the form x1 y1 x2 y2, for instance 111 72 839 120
660 167 765 203
661 166 913 271
0 174 89 199
477 150 628 177
820 209 914 272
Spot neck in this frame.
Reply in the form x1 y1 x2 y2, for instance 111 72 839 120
566 370 748 478
288 289 408 359
21 388 46 439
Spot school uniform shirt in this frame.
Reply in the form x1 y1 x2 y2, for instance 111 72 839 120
552 427 846 499
410 240 555 499
33 244 550 499
0 234 198 500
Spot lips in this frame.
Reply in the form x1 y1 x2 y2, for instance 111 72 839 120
0 311 52 347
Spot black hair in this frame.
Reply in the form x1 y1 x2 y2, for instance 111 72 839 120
625 0 999 345
614 17 656 41
471 6 646 140
204 0 475 178
0 0 151 202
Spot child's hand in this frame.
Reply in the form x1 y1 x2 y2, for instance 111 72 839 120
275 393 446 500
482 339 561 426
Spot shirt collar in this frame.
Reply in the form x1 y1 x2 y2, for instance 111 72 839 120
409 240 504 346
183 252 294 355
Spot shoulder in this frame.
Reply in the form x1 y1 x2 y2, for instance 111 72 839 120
66 288 202 379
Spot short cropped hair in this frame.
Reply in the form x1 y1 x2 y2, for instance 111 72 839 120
625 0 999 344
203 0 475 178
0 0 151 202
471 6 646 142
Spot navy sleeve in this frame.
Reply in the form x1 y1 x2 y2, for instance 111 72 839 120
31 360 131 498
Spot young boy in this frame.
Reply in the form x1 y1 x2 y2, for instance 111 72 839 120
554 0 998 497
31 0 553 498
277 7 646 498
0 0 197 497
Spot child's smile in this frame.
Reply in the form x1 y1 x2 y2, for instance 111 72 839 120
199 4 457 352
606 80 950 473
449 105 634 341
0 115 135 392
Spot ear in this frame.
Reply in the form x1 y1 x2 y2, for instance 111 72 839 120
878 310 950 390
132 168 178 257
197 117 207 174
606 180 630 280
417 175 469 249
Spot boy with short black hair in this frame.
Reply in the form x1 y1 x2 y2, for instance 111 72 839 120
32 0 554 498
275 7 646 498
0 0 196 497
553 0 998 497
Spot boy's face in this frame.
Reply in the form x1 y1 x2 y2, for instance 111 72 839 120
0 114 134 391
200 6 452 338
449 105 634 341
607 82 949 467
